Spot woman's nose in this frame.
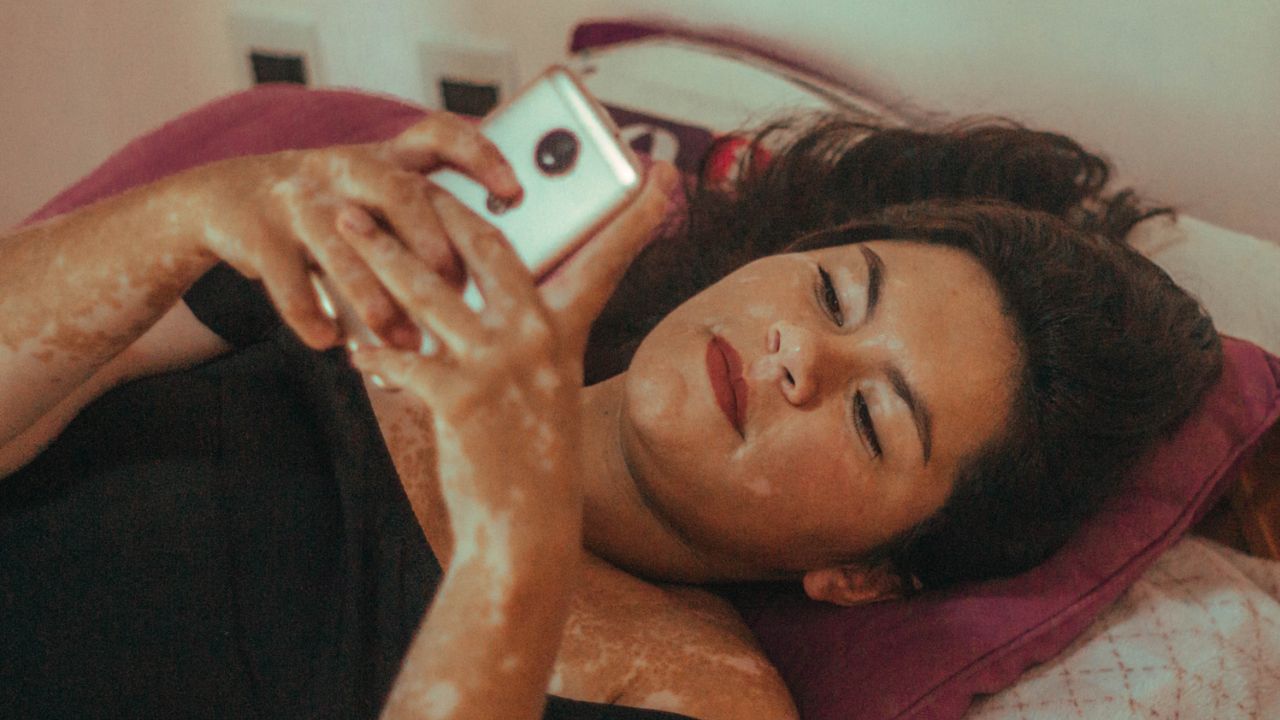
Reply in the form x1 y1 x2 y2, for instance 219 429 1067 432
754 321 836 406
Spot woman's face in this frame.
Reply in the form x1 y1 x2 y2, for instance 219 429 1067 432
620 241 1020 574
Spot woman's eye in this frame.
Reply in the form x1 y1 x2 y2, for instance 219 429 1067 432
854 391 883 458
817 265 843 326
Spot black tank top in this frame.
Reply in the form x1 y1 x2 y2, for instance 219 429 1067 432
0 263 691 720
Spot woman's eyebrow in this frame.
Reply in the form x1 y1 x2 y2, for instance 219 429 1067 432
886 364 934 465
861 245 933 465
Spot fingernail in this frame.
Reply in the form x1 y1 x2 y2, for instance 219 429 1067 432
418 331 439 356
368 373 402 393
339 206 375 236
311 276 338 320
346 338 362 354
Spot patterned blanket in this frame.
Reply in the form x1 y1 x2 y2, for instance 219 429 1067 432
970 537 1280 719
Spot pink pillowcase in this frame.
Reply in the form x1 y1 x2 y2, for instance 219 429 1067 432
22 84 1280 720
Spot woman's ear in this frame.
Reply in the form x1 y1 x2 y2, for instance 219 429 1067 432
802 563 903 606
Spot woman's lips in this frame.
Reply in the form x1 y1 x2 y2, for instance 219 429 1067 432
706 336 748 435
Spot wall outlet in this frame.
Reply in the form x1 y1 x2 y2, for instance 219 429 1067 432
419 39 516 116
228 10 324 87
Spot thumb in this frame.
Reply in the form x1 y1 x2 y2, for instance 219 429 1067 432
542 161 680 343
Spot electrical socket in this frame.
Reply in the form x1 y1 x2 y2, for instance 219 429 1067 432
228 10 324 87
418 39 516 116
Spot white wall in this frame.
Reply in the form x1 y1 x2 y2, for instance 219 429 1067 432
3 0 1277 242
1 0 238 227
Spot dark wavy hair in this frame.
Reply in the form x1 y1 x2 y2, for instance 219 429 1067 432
586 115 1223 591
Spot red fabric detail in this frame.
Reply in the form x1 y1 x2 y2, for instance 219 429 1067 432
703 136 773 185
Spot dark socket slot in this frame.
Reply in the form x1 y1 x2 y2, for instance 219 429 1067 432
251 51 308 85
441 78 499 117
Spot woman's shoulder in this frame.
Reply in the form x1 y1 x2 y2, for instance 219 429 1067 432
553 554 799 720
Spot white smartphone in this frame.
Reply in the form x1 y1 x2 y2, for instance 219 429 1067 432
311 65 645 348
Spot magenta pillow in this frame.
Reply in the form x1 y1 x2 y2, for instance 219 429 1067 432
19 84 428 228
22 84 1280 720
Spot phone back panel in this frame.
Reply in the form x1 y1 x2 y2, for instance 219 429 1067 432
429 67 643 278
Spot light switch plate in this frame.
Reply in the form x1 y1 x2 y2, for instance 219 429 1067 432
418 38 516 114
228 10 324 87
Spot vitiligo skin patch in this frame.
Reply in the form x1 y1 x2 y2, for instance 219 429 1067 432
2 124 797 718
368 349 796 719
547 554 795 716
0 182 219 447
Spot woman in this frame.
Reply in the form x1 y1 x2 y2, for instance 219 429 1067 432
0 110 1221 719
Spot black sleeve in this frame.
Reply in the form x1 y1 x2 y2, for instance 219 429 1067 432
544 696 697 719
542 696 701 717
182 262 282 348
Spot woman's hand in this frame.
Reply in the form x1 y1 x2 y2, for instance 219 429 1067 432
346 160 676 527
187 112 523 350
343 160 677 720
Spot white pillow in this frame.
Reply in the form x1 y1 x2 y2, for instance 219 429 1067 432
1129 215 1280 355
570 36 904 134
566 36 904 178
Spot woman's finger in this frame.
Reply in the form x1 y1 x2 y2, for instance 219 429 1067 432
301 203 416 346
338 159 467 289
252 238 341 350
350 346 453 405
385 113 523 204
427 188 541 318
542 162 679 341
337 205 483 353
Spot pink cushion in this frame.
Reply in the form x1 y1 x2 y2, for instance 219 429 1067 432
20 84 427 228
22 84 1280 720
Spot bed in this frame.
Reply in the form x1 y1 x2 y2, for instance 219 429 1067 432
17 19 1280 720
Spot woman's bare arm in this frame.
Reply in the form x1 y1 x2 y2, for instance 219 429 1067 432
0 300 231 477
348 161 677 719
0 112 522 478
0 179 222 450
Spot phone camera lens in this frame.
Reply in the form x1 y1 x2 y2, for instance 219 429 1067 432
534 129 578 177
